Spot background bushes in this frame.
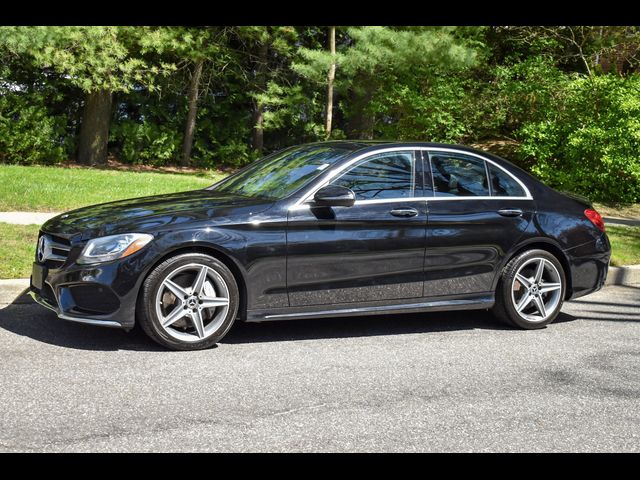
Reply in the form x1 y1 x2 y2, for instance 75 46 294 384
1 26 640 203
517 75 640 203
0 92 71 164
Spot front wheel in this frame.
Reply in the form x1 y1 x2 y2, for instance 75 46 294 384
137 253 239 350
492 249 566 329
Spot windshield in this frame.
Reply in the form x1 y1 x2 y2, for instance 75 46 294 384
213 145 351 199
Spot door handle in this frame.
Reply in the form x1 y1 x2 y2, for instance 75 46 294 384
498 208 523 217
390 207 419 218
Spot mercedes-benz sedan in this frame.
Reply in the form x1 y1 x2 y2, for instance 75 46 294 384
30 141 611 350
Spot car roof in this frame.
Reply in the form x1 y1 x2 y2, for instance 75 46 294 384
302 140 540 183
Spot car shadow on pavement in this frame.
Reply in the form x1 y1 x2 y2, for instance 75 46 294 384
0 288 581 350
0 289 164 352
221 310 578 345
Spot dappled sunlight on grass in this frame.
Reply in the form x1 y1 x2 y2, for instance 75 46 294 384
0 222 39 278
608 226 640 266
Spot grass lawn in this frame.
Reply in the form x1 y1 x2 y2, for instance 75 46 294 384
607 225 640 267
1 221 638 279
0 165 227 212
0 222 39 279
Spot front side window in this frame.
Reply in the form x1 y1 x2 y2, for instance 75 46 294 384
330 151 415 200
214 145 351 199
429 152 490 197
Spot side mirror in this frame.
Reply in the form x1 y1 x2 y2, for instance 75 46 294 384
313 185 356 207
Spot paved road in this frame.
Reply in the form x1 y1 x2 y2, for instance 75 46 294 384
0 285 638 452
603 216 640 227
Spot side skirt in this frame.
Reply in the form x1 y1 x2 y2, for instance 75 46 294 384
245 293 494 322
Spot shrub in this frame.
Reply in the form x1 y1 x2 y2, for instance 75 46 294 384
492 56 570 132
190 139 254 170
516 74 640 203
0 92 70 164
110 120 181 166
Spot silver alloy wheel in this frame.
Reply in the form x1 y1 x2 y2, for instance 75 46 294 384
154 263 230 343
511 257 563 323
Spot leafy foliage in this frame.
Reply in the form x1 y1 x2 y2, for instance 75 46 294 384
110 120 181 165
517 75 640 202
0 90 70 164
293 26 479 139
1 26 640 201
0 26 175 93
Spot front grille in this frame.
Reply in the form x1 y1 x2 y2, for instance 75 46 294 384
37 232 71 268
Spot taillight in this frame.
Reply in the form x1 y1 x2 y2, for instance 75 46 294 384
584 209 606 232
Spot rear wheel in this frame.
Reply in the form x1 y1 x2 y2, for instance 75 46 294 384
492 249 566 329
137 253 239 350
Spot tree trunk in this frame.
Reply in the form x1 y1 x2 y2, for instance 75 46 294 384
251 41 269 154
77 89 112 165
181 59 204 166
346 75 375 140
325 26 336 139
594 25 604 70
251 102 264 153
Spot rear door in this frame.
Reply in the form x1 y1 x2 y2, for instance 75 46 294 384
423 149 535 297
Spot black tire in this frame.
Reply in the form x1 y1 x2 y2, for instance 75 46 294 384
492 249 566 329
136 253 239 351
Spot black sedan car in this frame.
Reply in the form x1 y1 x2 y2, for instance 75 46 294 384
30 141 611 350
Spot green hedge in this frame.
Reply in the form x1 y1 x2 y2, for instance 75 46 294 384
517 74 640 203
0 92 71 164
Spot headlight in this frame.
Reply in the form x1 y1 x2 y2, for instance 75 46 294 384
77 233 154 265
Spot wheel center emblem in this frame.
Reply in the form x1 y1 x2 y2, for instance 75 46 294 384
187 297 198 308
530 284 539 295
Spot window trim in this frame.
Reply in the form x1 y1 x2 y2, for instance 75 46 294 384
290 146 532 211
484 156 493 197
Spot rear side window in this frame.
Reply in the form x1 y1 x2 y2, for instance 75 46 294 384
488 163 525 197
429 152 490 197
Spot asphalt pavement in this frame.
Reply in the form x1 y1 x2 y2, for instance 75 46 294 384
0 285 638 452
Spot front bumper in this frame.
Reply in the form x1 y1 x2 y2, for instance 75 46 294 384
29 290 123 328
29 246 154 329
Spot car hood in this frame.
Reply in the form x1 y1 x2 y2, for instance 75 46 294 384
42 189 275 239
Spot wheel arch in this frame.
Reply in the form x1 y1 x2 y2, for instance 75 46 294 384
136 243 248 322
495 238 573 299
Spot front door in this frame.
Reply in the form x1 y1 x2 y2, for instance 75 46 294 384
286 150 427 307
423 149 535 297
